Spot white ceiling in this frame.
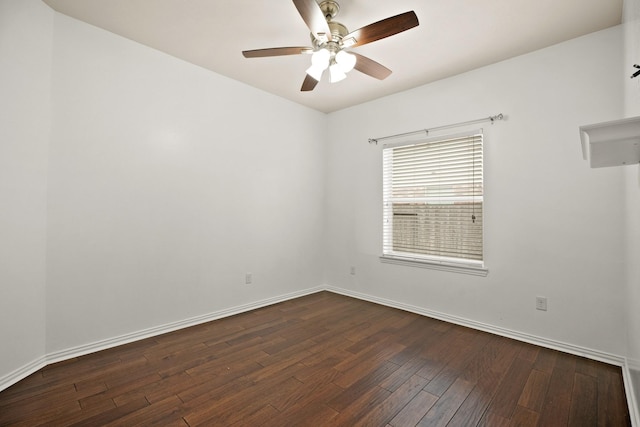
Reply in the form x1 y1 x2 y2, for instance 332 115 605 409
42 0 622 113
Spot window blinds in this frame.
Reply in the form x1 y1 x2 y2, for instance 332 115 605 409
382 131 483 263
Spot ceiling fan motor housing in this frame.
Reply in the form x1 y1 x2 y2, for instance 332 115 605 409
310 0 348 50
312 20 348 50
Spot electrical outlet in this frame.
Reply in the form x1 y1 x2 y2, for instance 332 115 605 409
245 272 252 285
350 266 356 275
536 296 547 311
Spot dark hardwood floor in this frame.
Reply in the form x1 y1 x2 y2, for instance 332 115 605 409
0 291 631 426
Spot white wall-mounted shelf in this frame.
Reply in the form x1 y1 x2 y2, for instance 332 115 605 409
580 116 640 168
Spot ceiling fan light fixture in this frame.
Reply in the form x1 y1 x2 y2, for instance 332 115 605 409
335 50 356 73
306 64 325 81
311 48 330 68
306 48 330 81
329 62 347 83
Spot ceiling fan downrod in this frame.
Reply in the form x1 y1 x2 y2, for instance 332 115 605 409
319 0 340 21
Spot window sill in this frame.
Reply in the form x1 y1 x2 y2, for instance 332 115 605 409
380 255 489 277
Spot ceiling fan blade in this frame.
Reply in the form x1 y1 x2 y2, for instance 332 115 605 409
301 74 319 91
292 0 332 42
242 46 312 58
352 53 392 80
343 11 419 48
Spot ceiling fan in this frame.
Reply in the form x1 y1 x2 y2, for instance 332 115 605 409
242 0 419 92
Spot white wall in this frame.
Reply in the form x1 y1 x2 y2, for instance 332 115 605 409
325 26 626 356
44 13 327 353
624 0 640 414
0 0 52 383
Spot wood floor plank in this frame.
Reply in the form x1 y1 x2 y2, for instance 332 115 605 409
389 390 439 427
68 397 150 427
328 360 400 412
103 395 186 426
228 404 280 427
597 364 633 426
265 375 307 412
78 372 162 409
296 351 348 382
568 372 598 427
477 412 511 427
415 326 478 382
0 382 76 409
354 374 430 427
516 342 540 363
183 361 309 426
417 377 476 427
0 291 631 426
153 376 204 402
327 385 392 426
533 347 558 374
422 331 491 397
447 337 521 426
273 402 340 426
509 405 540 426
380 355 430 392
482 355 534 420
517 369 551 412
1 398 81 427
272 380 343 424
333 342 404 388
575 356 601 378
176 361 262 404
271 368 341 413
537 352 576 427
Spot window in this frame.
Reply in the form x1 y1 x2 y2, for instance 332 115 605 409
382 130 486 274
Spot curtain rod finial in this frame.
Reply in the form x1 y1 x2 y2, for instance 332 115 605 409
490 113 504 124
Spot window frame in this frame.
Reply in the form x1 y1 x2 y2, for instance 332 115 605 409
380 129 488 276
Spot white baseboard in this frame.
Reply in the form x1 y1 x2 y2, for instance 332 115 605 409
0 285 323 393
0 356 47 394
624 359 640 427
